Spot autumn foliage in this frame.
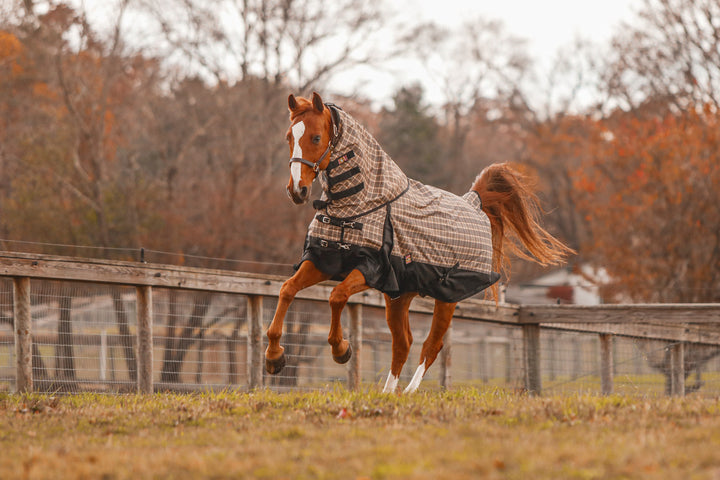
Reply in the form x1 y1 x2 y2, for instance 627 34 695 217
574 107 720 302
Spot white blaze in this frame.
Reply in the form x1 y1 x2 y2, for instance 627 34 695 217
291 121 305 192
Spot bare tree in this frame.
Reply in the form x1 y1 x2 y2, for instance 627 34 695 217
407 18 532 147
602 0 720 112
136 0 393 93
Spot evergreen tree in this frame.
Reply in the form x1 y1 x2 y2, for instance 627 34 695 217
378 85 448 187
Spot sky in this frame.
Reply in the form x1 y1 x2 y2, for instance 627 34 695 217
329 0 641 107
406 0 638 60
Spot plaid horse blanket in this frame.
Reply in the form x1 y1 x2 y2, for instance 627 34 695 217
299 106 500 303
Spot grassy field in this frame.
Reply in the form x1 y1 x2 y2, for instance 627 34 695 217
2 387 720 479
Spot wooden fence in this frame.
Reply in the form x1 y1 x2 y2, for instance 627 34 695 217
2 251 719 396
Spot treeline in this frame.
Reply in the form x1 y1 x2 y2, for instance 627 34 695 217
1 0 719 302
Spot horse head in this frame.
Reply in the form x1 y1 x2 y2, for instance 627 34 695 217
285 92 335 204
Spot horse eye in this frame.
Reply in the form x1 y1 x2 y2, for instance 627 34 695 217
312 135 321 145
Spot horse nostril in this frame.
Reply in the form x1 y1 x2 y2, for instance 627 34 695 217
300 186 308 197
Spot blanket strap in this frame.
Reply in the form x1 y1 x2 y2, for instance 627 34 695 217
326 150 355 173
327 182 365 201
313 199 329 210
327 165 360 187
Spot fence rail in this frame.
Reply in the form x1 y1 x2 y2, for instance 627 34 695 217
1 251 719 396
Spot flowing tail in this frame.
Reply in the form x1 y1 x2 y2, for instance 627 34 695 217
472 163 576 300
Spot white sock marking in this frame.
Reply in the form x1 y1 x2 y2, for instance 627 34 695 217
403 361 427 394
382 371 399 394
290 121 305 193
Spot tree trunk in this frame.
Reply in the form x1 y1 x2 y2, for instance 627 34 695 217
112 291 137 382
160 293 212 383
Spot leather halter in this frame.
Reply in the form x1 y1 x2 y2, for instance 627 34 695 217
288 104 342 173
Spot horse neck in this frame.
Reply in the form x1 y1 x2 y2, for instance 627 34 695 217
323 110 408 213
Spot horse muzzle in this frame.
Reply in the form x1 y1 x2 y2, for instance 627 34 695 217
287 185 310 205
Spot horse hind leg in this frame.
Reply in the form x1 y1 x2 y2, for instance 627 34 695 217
381 293 416 393
404 300 457 394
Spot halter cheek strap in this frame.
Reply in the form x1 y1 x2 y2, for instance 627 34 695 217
288 104 342 174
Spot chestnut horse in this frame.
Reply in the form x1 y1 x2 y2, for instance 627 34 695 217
265 92 573 393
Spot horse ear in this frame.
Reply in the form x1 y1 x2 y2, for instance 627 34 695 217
312 92 324 112
288 94 298 112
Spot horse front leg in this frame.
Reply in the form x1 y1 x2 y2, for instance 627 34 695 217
328 269 368 364
265 261 330 374
404 300 457 394
381 292 417 394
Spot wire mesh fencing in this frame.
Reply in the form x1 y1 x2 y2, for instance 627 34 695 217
2 277 720 396
539 328 720 396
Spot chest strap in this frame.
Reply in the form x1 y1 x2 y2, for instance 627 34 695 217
315 214 363 230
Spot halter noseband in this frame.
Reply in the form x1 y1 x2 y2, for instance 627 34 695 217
288 103 342 174
289 146 333 174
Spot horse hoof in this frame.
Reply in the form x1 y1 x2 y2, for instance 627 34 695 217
333 343 352 364
266 353 286 375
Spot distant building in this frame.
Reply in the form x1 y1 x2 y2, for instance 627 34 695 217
504 265 608 305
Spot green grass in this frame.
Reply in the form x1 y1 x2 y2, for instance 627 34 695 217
2 387 720 479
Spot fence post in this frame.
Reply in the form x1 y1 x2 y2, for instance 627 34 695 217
599 333 614 395
100 329 107 382
13 277 32 393
439 325 452 389
477 334 487 383
522 324 541 395
136 285 154 394
248 295 264 389
670 342 685 396
348 303 362 391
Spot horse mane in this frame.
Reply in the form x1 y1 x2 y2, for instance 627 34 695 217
472 163 575 300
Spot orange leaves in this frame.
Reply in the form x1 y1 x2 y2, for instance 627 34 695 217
0 30 22 59
574 174 597 194
575 107 720 302
0 30 23 76
31 81 56 100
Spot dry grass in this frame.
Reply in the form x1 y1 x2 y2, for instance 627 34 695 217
2 387 720 479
